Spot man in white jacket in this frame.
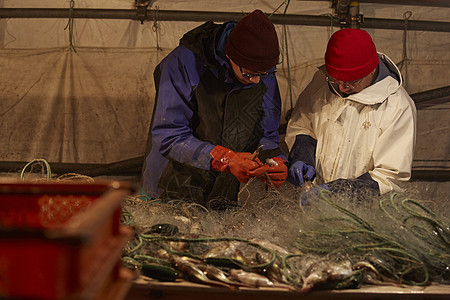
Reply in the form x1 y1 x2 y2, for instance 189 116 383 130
285 28 416 197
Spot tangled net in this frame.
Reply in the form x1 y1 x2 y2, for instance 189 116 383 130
121 181 450 292
294 188 450 287
14 159 450 291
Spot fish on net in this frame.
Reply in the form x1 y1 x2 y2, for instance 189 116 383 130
121 180 449 293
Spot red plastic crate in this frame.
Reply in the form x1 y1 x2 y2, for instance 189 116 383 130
0 180 134 300
83 266 135 300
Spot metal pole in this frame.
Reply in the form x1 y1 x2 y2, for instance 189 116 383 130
356 0 450 8
411 85 450 103
0 8 449 32
306 0 450 8
361 17 450 32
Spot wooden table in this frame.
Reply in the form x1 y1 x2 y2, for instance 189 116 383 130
125 276 450 300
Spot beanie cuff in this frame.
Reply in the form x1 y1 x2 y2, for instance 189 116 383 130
225 40 278 71
224 9 280 72
327 54 379 82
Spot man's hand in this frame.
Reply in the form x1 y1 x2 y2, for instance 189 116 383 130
300 184 330 205
211 145 268 182
287 161 316 186
264 157 288 188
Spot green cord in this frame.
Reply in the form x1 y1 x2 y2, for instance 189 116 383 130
132 254 171 266
401 199 449 245
121 208 135 225
294 190 442 286
318 189 374 231
126 234 144 255
281 254 303 288
20 159 52 181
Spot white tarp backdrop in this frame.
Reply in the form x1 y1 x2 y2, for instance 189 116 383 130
0 1 449 175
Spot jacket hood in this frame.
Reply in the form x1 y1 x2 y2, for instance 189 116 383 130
320 53 403 106
179 21 227 70
179 21 237 82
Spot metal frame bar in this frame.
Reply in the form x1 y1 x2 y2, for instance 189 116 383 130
306 0 450 7
0 8 449 32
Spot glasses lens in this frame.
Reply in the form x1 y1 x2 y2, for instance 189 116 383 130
326 77 361 89
245 72 268 78
240 66 275 79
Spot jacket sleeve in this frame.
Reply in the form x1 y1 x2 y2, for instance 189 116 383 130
369 88 417 194
151 47 215 171
326 173 380 198
258 74 287 161
288 134 317 167
285 71 322 151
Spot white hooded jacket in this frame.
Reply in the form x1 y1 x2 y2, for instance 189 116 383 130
285 53 417 194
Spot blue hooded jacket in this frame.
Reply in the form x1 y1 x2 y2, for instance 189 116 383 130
142 21 283 208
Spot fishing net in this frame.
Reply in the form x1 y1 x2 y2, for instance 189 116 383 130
10 159 449 291
121 180 450 292
293 187 450 286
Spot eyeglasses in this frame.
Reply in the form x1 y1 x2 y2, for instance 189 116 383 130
239 66 276 79
326 76 365 89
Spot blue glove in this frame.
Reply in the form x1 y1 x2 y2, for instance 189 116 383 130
288 161 316 186
300 184 330 206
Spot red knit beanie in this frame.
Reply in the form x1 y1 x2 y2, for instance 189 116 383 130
325 28 379 81
225 10 279 71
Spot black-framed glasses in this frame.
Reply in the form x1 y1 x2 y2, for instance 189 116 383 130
326 76 365 89
239 66 276 79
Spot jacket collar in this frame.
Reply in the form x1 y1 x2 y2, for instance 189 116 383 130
320 53 403 105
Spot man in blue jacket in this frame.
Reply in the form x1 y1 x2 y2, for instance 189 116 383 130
142 10 288 209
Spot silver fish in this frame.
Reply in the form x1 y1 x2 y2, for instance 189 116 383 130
229 269 298 291
196 264 245 287
301 260 353 294
353 261 381 280
229 269 274 288
170 256 231 288
353 261 399 286
250 239 291 256
204 241 242 258
255 252 287 283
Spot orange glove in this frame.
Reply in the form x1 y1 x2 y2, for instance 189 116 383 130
264 157 288 188
210 145 269 183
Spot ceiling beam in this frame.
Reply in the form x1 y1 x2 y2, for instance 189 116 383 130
354 0 450 8
303 0 450 8
0 9 450 32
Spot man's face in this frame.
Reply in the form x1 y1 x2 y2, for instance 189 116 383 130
227 56 272 85
328 69 376 95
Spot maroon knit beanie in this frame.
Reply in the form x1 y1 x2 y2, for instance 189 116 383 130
325 28 379 81
225 9 279 71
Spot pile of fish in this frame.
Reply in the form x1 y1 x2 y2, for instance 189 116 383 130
121 186 449 293
122 221 387 293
